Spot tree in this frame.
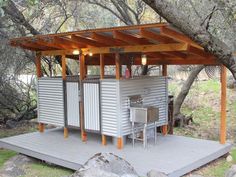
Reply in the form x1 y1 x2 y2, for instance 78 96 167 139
142 0 236 80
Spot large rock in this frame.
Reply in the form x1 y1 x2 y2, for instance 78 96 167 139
5 120 18 129
225 165 236 177
71 153 138 177
147 170 168 177
0 154 35 177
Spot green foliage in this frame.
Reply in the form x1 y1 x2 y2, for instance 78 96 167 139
204 161 231 177
23 162 73 177
194 80 220 93
181 106 218 123
0 149 17 167
26 0 38 6
231 148 236 162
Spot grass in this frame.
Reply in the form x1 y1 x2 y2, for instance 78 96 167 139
203 160 231 177
231 148 236 162
194 79 220 93
194 149 236 177
0 149 17 168
22 162 73 177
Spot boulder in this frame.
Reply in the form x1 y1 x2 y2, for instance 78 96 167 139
225 165 236 177
0 154 35 177
71 153 138 177
147 170 168 177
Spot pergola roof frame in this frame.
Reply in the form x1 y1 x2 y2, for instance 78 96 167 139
10 23 219 65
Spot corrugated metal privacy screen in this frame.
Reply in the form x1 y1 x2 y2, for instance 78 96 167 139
101 77 168 137
100 80 119 136
37 78 64 126
67 82 80 127
83 82 100 132
120 77 168 136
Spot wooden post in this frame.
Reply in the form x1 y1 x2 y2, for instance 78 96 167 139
162 64 168 135
162 64 167 76
100 54 104 79
80 54 87 142
62 55 68 138
36 53 45 133
115 53 123 149
102 135 107 146
115 53 121 80
117 137 123 149
127 64 132 77
220 65 227 144
62 55 66 80
100 54 106 145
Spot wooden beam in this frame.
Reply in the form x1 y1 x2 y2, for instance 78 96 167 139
160 26 201 48
140 29 176 44
100 54 105 79
71 35 104 47
40 43 188 56
41 43 189 56
220 65 227 144
115 53 121 80
92 32 127 46
113 31 148 45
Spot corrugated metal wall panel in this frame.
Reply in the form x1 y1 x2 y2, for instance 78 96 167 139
100 80 119 136
38 78 64 127
67 82 80 127
119 77 168 136
83 82 100 131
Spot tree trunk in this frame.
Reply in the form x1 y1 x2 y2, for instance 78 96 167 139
173 65 205 118
142 0 236 80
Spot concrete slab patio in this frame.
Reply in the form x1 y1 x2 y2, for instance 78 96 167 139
0 128 232 177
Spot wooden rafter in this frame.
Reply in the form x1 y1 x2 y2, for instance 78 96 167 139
161 51 187 59
71 35 104 47
140 28 176 44
92 32 127 46
188 45 211 58
28 38 64 50
160 27 201 48
113 31 149 45
54 37 85 49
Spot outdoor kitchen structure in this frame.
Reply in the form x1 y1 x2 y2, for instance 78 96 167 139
0 23 233 176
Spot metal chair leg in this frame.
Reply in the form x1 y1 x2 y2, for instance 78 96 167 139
132 122 135 147
154 122 157 145
143 123 147 148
